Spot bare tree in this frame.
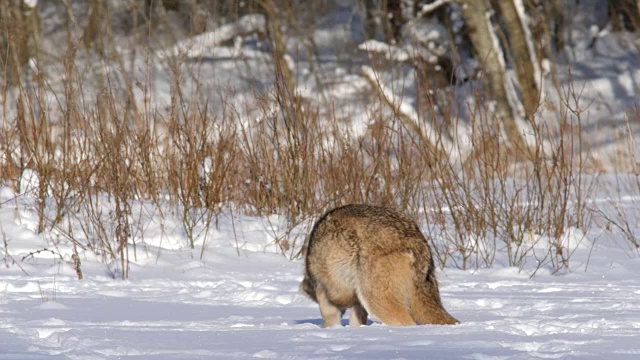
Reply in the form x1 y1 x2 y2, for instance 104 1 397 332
83 0 106 53
494 0 540 121
258 0 294 92
0 0 40 85
608 0 640 31
460 0 531 151
141 0 209 35
543 0 566 53
0 0 41 193
363 0 419 43
384 0 406 42
363 0 378 40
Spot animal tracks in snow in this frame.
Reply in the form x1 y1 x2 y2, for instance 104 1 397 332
3 258 640 358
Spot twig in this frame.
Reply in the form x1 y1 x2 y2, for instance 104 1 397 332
22 248 62 262
1 224 29 276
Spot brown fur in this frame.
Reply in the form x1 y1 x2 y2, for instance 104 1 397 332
301 204 458 327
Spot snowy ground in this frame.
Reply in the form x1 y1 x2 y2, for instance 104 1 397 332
2 184 640 359
2 246 640 359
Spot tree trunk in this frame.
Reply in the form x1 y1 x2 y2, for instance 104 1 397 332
495 0 540 121
460 0 530 152
0 0 40 85
384 0 405 43
547 0 565 53
0 0 41 186
259 0 294 93
144 0 208 35
364 0 377 40
83 0 106 53
608 0 640 31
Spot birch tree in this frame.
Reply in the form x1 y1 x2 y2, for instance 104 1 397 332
460 0 532 151
494 0 540 121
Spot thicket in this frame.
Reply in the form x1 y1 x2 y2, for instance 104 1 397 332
1 1 639 278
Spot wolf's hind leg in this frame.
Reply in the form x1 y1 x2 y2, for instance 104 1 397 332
349 301 368 326
316 287 342 327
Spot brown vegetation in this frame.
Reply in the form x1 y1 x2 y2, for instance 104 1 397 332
1 0 638 279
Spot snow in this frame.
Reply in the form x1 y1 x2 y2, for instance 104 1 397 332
23 0 38 8
358 40 411 62
2 176 640 358
418 0 453 18
157 14 266 60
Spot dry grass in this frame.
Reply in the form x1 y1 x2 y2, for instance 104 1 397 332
1 2 638 278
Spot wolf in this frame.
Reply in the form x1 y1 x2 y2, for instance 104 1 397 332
301 204 458 327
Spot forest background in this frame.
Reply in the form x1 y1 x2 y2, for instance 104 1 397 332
2 0 640 276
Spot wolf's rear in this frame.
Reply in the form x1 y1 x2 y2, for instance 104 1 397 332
301 204 458 327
